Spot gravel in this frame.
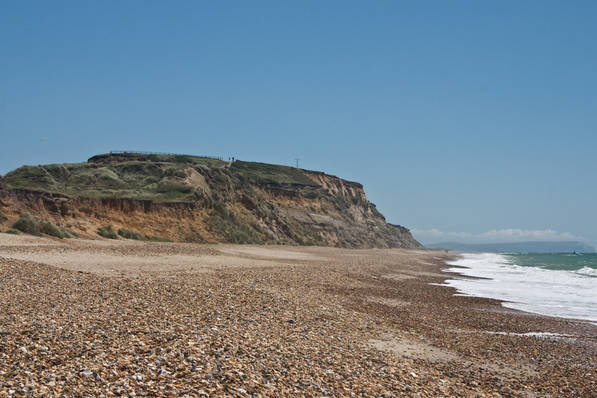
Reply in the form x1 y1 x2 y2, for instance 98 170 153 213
0 237 595 397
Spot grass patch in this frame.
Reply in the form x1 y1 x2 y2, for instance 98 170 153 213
231 161 317 186
117 228 143 240
97 225 118 239
3 229 20 235
4 165 57 191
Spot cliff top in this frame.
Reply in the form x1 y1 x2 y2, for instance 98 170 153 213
2 152 361 202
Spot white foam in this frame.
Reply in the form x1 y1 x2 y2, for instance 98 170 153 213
576 266 597 277
440 253 597 323
486 331 573 339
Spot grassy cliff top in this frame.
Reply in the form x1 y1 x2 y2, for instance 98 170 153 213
3 153 319 202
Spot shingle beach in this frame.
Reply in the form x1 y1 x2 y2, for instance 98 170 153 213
0 235 595 397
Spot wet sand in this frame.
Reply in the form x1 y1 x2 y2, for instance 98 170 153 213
0 234 595 397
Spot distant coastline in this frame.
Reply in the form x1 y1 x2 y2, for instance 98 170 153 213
426 240 596 253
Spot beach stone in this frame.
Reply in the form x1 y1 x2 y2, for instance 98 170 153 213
0 241 595 397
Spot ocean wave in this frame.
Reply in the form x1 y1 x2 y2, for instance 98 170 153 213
575 266 597 277
441 253 597 323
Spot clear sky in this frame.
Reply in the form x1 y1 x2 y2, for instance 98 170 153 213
1 1 596 247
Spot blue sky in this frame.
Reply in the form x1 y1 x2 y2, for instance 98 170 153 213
1 1 596 247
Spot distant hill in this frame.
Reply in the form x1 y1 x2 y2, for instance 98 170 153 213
426 241 596 254
0 152 421 248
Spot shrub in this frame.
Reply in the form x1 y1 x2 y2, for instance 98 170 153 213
117 228 143 240
156 180 193 194
0 211 7 224
144 235 173 242
182 226 205 243
300 190 318 199
13 214 42 236
164 168 187 178
40 221 71 239
3 229 20 235
12 214 72 238
171 155 195 164
97 225 118 239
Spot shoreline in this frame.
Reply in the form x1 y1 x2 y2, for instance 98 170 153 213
441 251 597 325
1 235 595 396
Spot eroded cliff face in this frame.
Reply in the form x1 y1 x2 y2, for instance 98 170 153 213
0 155 421 248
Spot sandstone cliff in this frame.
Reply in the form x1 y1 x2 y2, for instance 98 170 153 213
0 153 421 248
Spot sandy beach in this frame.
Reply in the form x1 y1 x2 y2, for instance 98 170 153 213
0 235 595 397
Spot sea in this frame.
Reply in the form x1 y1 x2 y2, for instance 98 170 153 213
441 252 597 323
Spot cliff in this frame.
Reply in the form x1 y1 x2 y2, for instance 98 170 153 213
0 153 421 248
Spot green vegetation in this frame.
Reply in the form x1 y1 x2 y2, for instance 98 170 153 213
0 211 7 224
144 235 173 242
4 161 199 202
88 152 226 168
40 221 72 238
300 190 319 199
204 213 261 244
3 229 20 235
97 225 118 239
117 228 143 240
204 201 269 244
182 226 206 243
283 217 323 245
106 225 172 241
115 228 172 242
231 161 317 186
12 214 72 238
3 153 321 203
13 214 42 236
156 179 193 194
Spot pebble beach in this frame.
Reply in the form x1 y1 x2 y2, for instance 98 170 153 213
0 235 595 397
